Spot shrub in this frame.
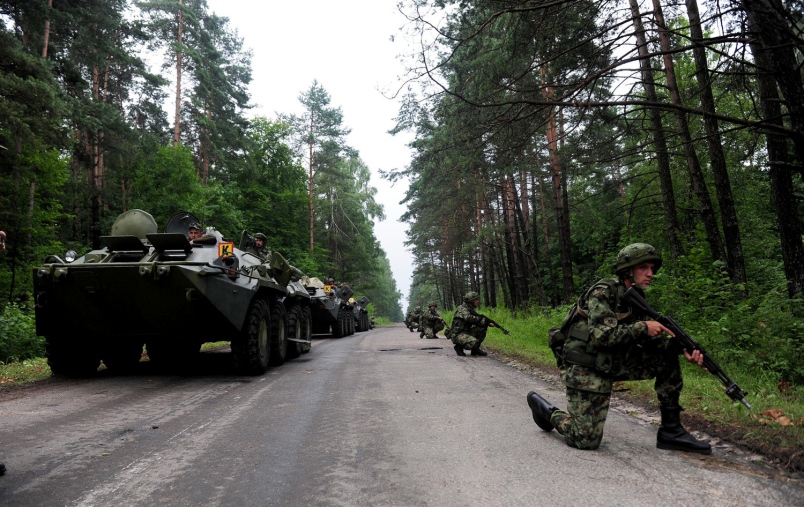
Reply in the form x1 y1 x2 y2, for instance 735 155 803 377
0 303 45 363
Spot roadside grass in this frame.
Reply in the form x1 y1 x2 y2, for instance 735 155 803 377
0 357 52 387
445 305 804 470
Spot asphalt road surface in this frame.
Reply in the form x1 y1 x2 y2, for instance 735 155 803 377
1 324 802 506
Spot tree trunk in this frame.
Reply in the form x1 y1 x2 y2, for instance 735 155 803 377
652 0 726 267
308 116 315 252
686 0 747 285
747 10 804 298
42 0 53 58
629 0 684 261
174 0 184 146
741 0 804 168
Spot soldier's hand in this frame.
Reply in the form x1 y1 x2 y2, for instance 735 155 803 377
645 320 673 338
684 349 707 369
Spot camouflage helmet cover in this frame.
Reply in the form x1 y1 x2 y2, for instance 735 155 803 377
188 222 202 231
615 243 662 274
464 291 480 304
253 233 267 241
428 301 437 308
415 305 422 311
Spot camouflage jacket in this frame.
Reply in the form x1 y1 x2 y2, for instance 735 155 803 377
245 246 271 259
421 308 442 327
561 278 650 392
451 302 487 337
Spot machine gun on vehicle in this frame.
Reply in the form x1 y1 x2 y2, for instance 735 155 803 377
620 288 751 410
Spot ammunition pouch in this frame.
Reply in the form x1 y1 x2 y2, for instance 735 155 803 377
548 327 566 368
562 325 618 374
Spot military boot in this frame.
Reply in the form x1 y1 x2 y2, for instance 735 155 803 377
527 391 556 432
656 406 711 455
453 344 466 356
470 347 487 356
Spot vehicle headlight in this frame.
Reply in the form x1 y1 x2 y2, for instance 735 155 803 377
65 250 77 263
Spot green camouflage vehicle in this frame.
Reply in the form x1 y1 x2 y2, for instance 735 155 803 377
303 278 355 337
351 296 371 332
33 210 311 377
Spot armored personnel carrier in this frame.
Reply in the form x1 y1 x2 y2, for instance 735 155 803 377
303 278 355 337
33 210 311 377
351 296 371 332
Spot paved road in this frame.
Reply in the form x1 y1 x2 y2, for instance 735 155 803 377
0 324 802 506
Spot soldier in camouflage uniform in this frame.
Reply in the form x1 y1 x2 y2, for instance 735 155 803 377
245 232 272 259
447 292 497 356
421 301 444 339
527 243 710 454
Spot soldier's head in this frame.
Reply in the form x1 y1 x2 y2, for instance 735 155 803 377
188 222 203 241
327 277 334 285
429 301 437 309
415 305 422 312
253 232 267 248
615 243 662 290
464 291 480 307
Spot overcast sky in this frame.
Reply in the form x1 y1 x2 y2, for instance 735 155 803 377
204 0 417 307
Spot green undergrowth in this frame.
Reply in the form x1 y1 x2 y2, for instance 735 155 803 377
444 304 804 470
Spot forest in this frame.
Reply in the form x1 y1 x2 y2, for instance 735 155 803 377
0 0 405 364
392 1 803 385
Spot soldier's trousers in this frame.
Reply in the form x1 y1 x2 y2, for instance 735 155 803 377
550 337 683 450
451 331 486 350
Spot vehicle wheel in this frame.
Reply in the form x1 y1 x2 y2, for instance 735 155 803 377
333 309 346 338
102 340 144 373
349 315 355 335
269 299 287 366
301 306 312 353
46 336 100 377
232 298 271 375
286 304 303 360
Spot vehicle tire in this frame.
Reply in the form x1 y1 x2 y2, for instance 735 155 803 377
102 339 144 373
46 336 101 378
269 299 287 366
301 306 312 354
231 298 271 375
333 309 346 338
286 304 303 360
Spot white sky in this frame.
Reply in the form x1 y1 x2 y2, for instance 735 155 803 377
205 0 416 307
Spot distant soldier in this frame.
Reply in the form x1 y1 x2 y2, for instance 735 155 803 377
447 292 496 356
404 308 418 332
369 316 375 329
246 232 271 259
421 301 444 339
187 222 216 245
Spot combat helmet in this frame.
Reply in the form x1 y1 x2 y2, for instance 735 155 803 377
428 301 438 308
253 233 267 241
614 243 662 275
464 291 480 304
188 222 203 231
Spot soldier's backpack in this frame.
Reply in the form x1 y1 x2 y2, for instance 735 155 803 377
548 278 622 369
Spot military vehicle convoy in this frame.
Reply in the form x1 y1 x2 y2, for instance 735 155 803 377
351 296 371 332
304 278 356 337
33 210 311 377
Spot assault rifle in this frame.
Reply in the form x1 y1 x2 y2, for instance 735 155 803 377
620 288 751 410
478 314 511 335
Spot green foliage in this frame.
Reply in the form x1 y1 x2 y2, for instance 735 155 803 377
0 303 45 363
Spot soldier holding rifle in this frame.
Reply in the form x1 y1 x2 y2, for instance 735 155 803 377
527 243 712 454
